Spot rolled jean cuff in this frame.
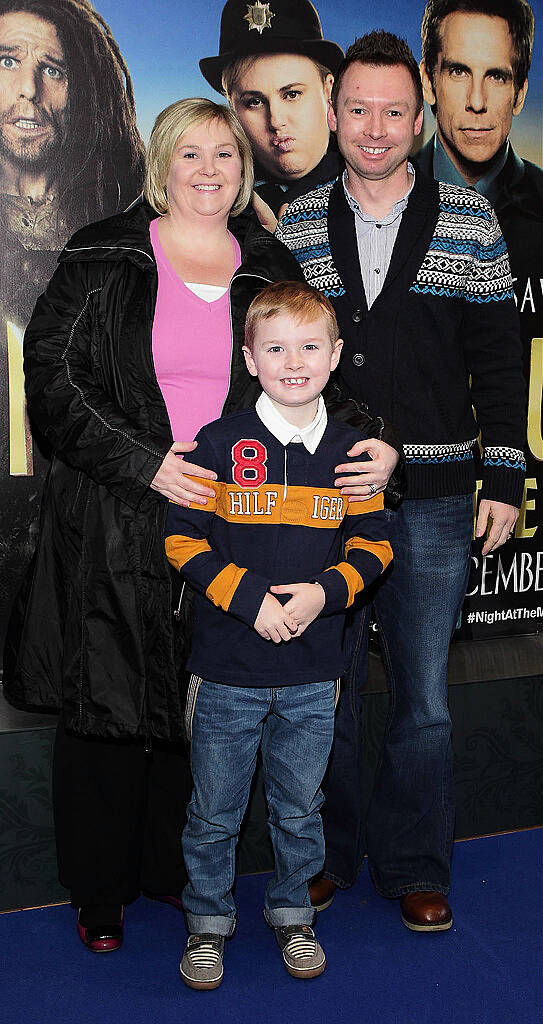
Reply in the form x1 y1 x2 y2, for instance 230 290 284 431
185 913 236 938
264 906 315 928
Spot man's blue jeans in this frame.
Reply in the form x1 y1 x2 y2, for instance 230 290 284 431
182 678 336 936
322 495 473 897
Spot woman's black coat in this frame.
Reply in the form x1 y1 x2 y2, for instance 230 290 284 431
3 201 397 741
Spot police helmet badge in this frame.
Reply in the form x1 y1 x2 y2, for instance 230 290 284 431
244 2 274 34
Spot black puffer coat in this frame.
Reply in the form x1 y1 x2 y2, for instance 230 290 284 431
3 201 397 740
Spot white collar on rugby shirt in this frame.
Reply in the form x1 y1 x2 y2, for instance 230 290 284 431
255 391 327 454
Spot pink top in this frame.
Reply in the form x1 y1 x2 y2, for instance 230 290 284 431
150 217 241 443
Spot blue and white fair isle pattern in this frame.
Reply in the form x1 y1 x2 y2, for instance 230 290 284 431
483 445 526 471
411 183 514 303
404 438 476 466
275 180 515 304
275 181 344 298
404 439 525 469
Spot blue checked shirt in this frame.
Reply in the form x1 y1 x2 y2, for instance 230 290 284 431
343 163 415 308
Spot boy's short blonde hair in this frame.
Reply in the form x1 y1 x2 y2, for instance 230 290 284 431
245 281 340 351
144 97 254 216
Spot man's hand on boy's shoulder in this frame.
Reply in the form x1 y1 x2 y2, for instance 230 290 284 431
335 438 399 501
254 593 298 644
270 583 326 637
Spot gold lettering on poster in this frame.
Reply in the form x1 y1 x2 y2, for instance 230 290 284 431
472 478 482 536
516 478 537 539
527 337 542 461
7 320 33 476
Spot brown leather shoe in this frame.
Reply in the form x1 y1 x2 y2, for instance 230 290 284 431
400 891 453 932
309 877 337 912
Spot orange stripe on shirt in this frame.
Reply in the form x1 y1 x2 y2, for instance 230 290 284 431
165 535 211 571
182 481 383 522
345 536 393 569
184 476 218 512
206 564 248 612
345 493 384 514
327 562 364 607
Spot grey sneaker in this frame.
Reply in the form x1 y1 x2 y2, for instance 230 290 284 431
274 924 326 979
179 933 224 990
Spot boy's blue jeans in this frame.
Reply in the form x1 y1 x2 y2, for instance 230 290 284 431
182 678 336 937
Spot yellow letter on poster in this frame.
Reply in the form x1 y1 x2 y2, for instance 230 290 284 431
7 320 33 476
527 337 542 462
516 478 537 539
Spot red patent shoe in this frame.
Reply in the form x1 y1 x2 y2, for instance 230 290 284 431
77 906 124 953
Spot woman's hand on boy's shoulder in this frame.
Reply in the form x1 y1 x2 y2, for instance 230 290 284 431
334 438 399 502
150 441 217 506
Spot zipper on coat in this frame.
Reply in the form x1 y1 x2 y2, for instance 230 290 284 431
173 581 186 621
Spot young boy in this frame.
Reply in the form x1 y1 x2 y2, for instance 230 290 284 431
165 281 392 989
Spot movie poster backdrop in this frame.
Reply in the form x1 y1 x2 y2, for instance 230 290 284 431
0 0 541 665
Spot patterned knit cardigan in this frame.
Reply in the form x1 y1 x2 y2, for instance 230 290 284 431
276 176 526 506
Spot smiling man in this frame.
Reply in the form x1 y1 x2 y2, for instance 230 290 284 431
276 30 526 933
200 0 344 217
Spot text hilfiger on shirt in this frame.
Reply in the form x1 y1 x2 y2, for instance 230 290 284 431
199 480 347 524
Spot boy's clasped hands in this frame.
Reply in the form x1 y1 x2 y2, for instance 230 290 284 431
254 582 326 643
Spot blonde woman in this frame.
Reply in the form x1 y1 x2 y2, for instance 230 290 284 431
6 98 399 953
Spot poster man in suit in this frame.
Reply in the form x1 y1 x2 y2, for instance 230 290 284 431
418 0 542 637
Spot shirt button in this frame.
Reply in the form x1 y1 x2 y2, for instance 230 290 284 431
374 268 380 274
376 224 382 229
353 353 365 367
352 308 363 323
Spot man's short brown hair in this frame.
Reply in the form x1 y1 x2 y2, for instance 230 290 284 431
331 31 424 115
421 0 534 99
245 281 340 351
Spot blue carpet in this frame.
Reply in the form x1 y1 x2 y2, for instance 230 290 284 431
2 830 541 1024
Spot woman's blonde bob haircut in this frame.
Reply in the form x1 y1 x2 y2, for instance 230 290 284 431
144 97 254 217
